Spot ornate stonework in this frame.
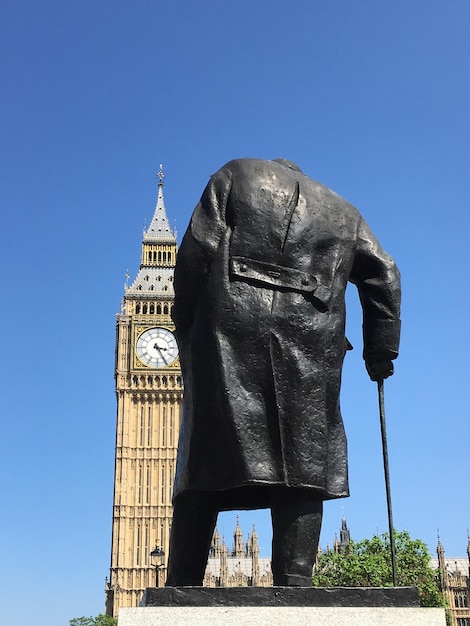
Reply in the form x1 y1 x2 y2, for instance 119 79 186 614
204 519 273 588
433 536 470 626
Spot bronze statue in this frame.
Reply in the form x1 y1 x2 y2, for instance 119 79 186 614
166 158 401 586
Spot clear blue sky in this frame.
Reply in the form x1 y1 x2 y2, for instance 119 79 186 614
1 1 469 624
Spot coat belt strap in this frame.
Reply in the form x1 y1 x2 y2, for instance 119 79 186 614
229 256 331 307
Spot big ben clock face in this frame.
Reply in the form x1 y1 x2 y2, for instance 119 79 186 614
136 327 179 367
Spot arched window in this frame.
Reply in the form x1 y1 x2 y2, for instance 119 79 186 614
139 407 144 446
146 465 151 502
142 304 148 314
132 375 138 386
163 252 167 263
135 303 141 314
147 407 151 447
158 251 162 262
163 304 169 315
157 304 162 315
136 522 141 562
149 303 155 314
168 252 172 263
162 407 166 446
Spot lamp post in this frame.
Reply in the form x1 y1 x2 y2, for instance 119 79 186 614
149 545 165 587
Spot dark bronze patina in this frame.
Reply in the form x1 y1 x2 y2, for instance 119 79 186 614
166 158 401 587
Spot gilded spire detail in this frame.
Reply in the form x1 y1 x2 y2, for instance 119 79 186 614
157 163 165 187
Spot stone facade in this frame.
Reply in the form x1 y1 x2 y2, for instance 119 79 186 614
202 517 353 588
432 537 470 626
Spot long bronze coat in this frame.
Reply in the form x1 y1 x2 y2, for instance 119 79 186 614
172 158 400 508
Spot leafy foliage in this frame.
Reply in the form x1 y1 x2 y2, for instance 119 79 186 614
69 615 117 626
312 530 444 607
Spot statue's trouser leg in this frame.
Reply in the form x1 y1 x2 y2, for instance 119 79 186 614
166 491 218 586
270 490 323 586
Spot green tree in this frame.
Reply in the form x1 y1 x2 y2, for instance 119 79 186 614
69 615 117 626
312 530 444 607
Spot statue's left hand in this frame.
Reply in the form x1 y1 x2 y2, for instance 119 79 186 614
366 359 394 381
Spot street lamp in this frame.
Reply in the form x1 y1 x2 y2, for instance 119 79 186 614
149 545 165 586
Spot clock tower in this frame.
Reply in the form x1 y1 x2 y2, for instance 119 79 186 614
106 166 182 617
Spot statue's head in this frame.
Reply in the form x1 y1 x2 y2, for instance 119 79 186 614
272 158 302 172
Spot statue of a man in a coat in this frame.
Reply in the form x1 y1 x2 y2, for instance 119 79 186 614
166 158 401 587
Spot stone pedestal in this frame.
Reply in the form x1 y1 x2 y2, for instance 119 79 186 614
117 587 446 625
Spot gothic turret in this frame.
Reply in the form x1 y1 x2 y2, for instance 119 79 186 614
333 534 340 554
251 525 260 586
210 527 221 558
340 518 350 545
437 534 447 590
220 539 228 586
232 515 244 558
467 532 470 580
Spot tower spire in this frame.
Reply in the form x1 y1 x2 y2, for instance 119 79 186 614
126 167 178 298
143 164 176 245
437 531 447 589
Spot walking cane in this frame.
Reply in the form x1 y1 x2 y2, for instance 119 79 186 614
377 378 398 587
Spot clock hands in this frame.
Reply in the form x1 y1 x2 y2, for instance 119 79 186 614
153 341 171 365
